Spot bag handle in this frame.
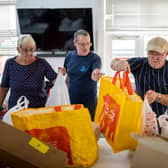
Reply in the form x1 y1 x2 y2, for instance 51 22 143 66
16 96 29 110
112 72 124 90
112 72 133 95
123 72 133 95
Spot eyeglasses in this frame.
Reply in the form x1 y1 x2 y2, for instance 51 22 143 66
148 52 165 58
77 42 92 47
21 48 35 53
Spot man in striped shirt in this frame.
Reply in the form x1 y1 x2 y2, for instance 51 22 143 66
111 37 168 117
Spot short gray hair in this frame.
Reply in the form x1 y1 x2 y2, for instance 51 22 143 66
17 34 36 50
73 29 90 42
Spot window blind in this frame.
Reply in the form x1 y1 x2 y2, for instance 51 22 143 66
105 0 168 31
0 0 17 56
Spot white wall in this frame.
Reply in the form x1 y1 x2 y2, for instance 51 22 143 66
16 0 104 72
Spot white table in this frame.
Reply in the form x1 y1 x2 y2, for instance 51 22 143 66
92 138 132 168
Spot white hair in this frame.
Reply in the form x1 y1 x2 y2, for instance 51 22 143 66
17 34 36 50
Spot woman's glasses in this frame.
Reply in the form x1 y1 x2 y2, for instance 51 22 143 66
21 48 35 53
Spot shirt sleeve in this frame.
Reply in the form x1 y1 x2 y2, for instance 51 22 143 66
127 57 146 72
63 52 70 70
44 60 57 82
0 59 10 87
92 54 102 71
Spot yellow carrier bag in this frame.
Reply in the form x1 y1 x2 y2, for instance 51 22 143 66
11 104 98 168
95 72 143 153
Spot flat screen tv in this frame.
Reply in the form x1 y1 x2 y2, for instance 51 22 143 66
17 8 94 56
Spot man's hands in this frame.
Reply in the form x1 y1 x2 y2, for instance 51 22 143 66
111 58 130 72
58 67 104 82
91 69 105 82
145 90 160 104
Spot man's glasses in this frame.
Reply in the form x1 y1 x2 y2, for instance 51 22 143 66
148 52 165 58
77 42 92 47
21 48 35 53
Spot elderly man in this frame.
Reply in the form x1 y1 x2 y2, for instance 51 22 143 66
111 36 168 117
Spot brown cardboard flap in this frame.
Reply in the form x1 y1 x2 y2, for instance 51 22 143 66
0 148 37 168
0 120 66 168
131 134 168 168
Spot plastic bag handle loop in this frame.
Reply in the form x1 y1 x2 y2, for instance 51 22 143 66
16 96 29 110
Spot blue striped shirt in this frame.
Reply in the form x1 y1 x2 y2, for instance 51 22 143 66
128 57 168 116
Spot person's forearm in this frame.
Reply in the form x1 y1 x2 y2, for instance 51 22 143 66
0 87 9 107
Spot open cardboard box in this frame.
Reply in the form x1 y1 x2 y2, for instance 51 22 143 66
131 134 168 168
0 120 67 168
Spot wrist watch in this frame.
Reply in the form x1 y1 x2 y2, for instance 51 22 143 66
156 93 161 103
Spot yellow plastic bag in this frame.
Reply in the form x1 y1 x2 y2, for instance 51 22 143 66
95 72 143 153
12 104 98 168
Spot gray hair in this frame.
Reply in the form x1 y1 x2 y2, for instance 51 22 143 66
17 34 36 50
73 29 90 42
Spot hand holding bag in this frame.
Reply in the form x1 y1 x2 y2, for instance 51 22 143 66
95 72 143 153
46 71 70 106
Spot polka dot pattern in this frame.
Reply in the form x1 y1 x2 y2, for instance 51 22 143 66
143 109 159 136
1 57 57 109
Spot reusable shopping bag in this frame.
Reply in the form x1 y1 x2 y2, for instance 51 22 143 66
46 71 70 106
95 72 143 153
3 96 29 126
142 97 159 136
11 104 98 168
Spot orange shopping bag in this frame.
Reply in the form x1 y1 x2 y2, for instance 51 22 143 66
11 104 98 168
95 72 143 153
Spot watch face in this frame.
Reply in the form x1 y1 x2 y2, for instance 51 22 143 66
157 94 161 103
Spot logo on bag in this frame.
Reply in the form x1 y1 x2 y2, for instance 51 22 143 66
27 126 73 165
99 94 120 141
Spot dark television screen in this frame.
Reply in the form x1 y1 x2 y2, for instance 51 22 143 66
17 8 94 53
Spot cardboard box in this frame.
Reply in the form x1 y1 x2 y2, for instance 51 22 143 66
131 134 168 168
0 120 67 168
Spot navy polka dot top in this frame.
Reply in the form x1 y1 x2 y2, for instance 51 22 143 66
1 57 57 109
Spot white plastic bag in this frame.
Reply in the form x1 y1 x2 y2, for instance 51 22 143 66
3 96 29 126
158 110 168 138
46 71 70 106
142 97 159 136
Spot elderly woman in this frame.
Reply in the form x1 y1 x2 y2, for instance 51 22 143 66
0 34 57 112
